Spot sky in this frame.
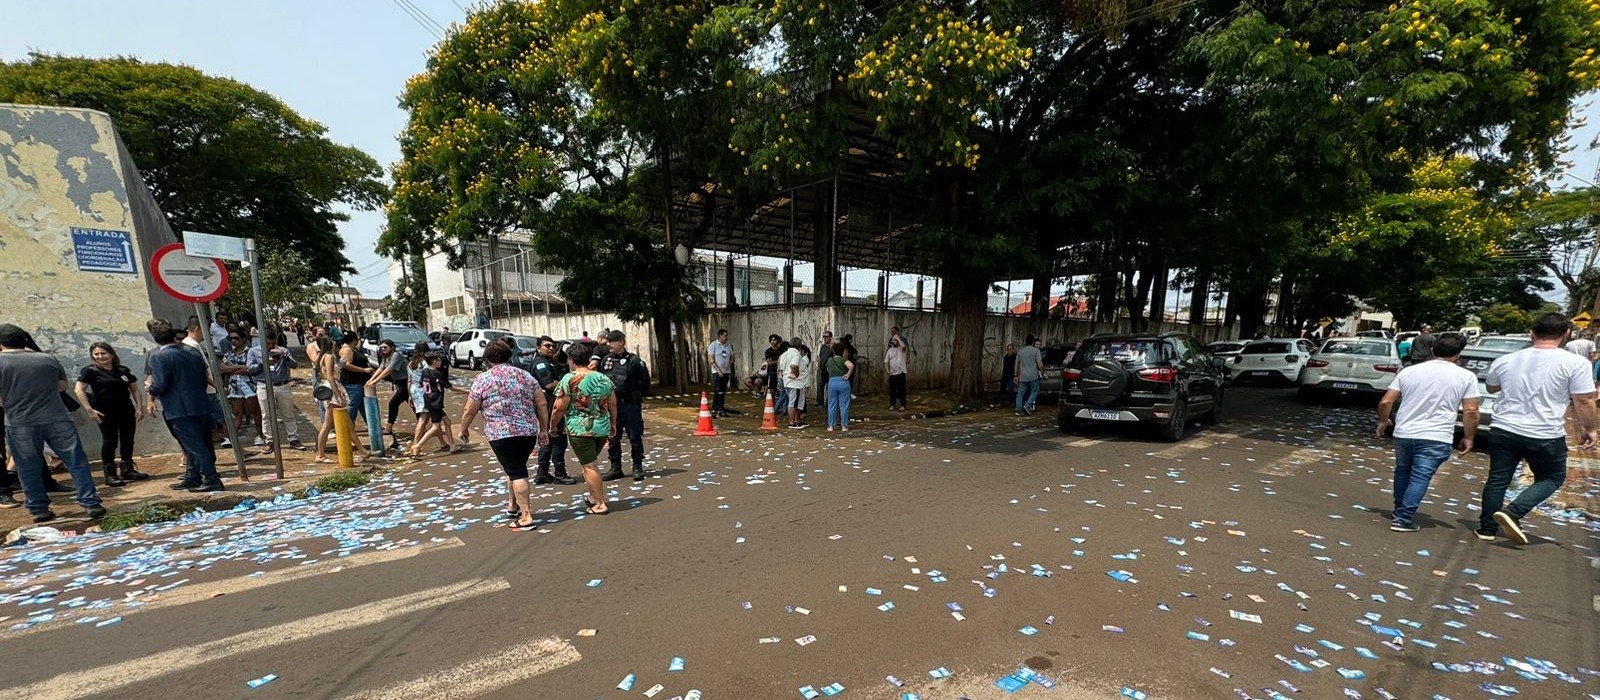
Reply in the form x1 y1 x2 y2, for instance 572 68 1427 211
5 1 1597 304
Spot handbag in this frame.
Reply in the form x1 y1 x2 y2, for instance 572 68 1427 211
312 382 334 402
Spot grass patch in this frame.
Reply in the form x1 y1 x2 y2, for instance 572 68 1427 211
100 503 181 532
293 469 372 499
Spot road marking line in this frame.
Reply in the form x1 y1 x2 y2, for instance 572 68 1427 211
2 537 466 640
11 577 511 700
340 637 581 700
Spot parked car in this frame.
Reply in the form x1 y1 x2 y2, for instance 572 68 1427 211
1355 329 1394 339
451 328 513 369
1036 345 1076 398
508 336 544 373
1230 338 1316 385
1455 339 1527 434
1205 341 1247 382
361 321 439 360
1297 337 1401 402
1058 332 1225 442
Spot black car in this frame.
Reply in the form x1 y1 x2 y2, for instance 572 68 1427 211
509 337 544 373
1058 332 1225 441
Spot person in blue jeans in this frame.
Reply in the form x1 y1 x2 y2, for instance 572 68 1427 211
1476 313 1598 544
1376 334 1478 532
825 342 854 431
1014 335 1044 415
148 318 226 492
338 333 375 431
0 324 104 522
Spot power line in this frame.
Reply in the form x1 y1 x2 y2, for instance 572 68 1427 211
391 0 442 39
399 0 449 34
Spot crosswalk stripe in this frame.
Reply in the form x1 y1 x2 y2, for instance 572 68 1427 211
12 577 512 700
339 637 582 700
2 537 466 640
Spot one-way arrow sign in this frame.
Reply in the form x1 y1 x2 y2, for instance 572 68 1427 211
151 242 229 303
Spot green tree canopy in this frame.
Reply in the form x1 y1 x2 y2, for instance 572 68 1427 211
0 54 388 283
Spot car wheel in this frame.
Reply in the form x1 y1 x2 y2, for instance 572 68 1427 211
1058 412 1077 434
1159 400 1187 442
469 352 482 370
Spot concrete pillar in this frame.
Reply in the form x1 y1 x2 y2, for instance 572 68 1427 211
784 263 794 307
877 274 888 308
725 256 736 309
812 180 837 305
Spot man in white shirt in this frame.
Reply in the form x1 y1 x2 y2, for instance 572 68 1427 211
1477 313 1598 545
1564 330 1595 361
779 337 810 428
1376 334 1478 532
707 329 735 418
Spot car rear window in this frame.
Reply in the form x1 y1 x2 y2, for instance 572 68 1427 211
1208 343 1244 353
1041 346 1074 365
1072 339 1165 365
1319 340 1391 356
1476 337 1530 350
1241 342 1291 354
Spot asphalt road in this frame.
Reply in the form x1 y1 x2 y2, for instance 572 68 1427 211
2 388 1597 700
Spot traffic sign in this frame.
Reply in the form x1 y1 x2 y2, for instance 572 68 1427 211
1572 310 1592 327
181 230 247 262
151 242 229 303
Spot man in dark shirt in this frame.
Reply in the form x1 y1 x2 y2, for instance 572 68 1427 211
594 330 650 482
530 336 577 485
1408 324 1438 365
0 323 103 521
146 318 225 492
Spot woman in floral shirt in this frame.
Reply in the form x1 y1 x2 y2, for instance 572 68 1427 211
458 340 548 532
553 342 617 515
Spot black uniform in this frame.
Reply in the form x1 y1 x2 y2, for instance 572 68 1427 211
529 354 573 480
595 350 650 478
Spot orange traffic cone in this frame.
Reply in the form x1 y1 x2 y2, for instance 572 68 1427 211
760 390 779 431
693 391 719 436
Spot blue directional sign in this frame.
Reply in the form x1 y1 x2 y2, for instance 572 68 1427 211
70 227 138 275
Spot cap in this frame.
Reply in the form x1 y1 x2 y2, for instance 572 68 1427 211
0 323 29 348
606 330 625 342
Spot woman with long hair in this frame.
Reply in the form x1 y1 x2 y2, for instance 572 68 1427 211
825 341 855 431
457 340 548 531
313 336 367 463
366 339 410 451
73 342 150 487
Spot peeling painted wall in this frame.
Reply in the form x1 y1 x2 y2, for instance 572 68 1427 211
2 104 181 454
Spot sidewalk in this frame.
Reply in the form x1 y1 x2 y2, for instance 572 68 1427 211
646 385 978 428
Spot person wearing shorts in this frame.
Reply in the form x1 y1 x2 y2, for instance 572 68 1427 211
553 342 616 516
780 337 811 428
458 340 547 532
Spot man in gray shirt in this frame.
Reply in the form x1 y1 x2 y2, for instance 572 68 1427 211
1015 335 1045 415
0 323 104 522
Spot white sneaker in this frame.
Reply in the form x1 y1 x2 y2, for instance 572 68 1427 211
253 436 265 447
1492 511 1528 545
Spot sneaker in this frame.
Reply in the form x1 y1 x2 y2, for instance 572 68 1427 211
553 475 578 485
0 492 18 509
220 439 233 449
187 481 225 493
169 480 202 491
533 475 554 485
85 505 107 518
632 469 646 482
30 509 56 523
253 436 265 447
1389 521 1419 533
289 439 306 450
1474 528 1497 542
1492 511 1527 545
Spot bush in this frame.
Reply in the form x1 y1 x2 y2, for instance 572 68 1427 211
100 503 181 532
294 469 371 498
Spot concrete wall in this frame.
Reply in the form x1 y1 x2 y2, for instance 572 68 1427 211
1 104 188 454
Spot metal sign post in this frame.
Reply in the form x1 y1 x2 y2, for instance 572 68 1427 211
195 303 249 478
244 238 287 479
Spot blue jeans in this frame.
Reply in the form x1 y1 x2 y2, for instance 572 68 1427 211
1015 379 1041 412
343 383 367 425
5 421 101 513
827 376 852 427
1480 430 1567 531
168 415 221 484
774 386 790 415
1392 437 1452 524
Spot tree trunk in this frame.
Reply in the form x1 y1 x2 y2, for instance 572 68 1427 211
1188 266 1211 331
1147 262 1169 329
1273 274 1295 330
947 280 989 400
652 315 678 389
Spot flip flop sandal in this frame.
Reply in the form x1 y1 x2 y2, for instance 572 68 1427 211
584 504 610 516
509 520 539 532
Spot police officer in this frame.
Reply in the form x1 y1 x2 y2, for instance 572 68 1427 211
529 336 578 485
592 330 649 481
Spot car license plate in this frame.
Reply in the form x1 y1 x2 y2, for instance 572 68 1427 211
1249 370 1271 377
1089 409 1120 421
1333 382 1358 390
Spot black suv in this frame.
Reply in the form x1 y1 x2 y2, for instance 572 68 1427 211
1058 332 1225 441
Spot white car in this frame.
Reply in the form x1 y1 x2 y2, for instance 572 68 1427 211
451 328 513 369
1231 338 1317 385
1297 337 1401 401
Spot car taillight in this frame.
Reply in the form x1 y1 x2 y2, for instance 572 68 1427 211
1063 368 1082 380
1137 367 1178 382
1375 364 1399 373
1306 359 1329 368
1285 355 1299 363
